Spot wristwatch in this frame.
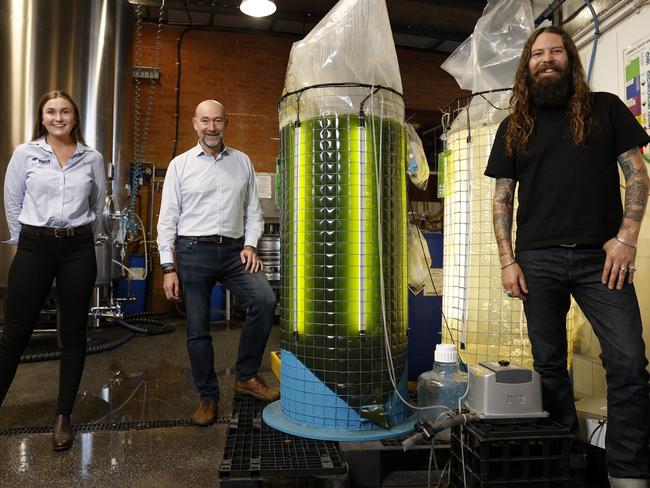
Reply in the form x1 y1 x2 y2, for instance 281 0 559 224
161 263 176 274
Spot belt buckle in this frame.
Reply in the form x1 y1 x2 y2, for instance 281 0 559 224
54 228 73 238
559 243 577 248
216 235 223 244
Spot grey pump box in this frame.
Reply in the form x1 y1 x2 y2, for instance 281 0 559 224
465 361 548 419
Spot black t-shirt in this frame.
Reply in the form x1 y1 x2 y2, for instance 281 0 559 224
485 91 650 251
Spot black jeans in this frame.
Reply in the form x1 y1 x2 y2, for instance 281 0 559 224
0 230 97 415
517 247 650 479
176 237 276 401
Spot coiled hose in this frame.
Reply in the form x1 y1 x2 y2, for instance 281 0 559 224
116 314 175 335
19 330 135 363
16 313 175 363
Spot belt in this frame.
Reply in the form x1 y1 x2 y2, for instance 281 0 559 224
558 243 602 249
21 224 92 238
178 234 243 244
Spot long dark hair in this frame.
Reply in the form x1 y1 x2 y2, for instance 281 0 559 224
31 90 86 145
505 26 591 157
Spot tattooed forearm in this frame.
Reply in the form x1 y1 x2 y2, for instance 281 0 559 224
623 178 649 222
493 178 516 260
619 147 650 234
618 148 642 181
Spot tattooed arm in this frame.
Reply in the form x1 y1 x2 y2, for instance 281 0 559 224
493 178 528 300
602 147 650 289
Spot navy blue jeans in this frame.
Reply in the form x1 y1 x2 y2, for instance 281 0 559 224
176 237 276 401
517 247 650 479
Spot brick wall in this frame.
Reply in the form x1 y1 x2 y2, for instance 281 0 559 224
128 24 467 312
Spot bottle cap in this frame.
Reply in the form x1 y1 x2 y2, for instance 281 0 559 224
434 343 458 364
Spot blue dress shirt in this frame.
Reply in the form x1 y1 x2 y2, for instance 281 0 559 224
3 138 106 244
157 143 264 265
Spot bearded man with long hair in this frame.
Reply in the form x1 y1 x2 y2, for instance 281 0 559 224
486 26 650 487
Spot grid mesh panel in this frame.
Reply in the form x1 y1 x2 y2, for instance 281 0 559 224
277 86 409 429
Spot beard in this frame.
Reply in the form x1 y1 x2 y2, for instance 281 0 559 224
201 133 223 148
528 65 573 109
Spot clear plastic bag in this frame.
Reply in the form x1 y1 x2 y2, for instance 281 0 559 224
441 0 534 93
282 0 402 95
405 124 430 190
408 223 432 291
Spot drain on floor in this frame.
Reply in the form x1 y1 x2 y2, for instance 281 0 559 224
0 417 230 436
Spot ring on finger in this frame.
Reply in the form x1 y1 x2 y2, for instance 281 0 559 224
629 265 636 272
503 289 513 297
620 266 628 273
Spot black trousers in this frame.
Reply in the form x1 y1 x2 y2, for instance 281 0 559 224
0 230 97 415
517 247 650 479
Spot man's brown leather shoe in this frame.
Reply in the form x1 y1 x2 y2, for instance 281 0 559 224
192 399 218 426
235 376 280 402
52 415 73 451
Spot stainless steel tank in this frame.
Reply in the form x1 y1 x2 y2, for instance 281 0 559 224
0 0 133 301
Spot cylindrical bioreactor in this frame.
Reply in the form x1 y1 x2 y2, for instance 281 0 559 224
263 84 411 440
441 94 579 368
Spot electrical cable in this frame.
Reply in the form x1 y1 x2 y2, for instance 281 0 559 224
406 187 457 352
427 440 435 488
365 88 454 414
132 212 149 281
436 460 450 488
172 26 223 159
587 419 606 447
91 379 147 423
112 259 141 279
130 1 165 234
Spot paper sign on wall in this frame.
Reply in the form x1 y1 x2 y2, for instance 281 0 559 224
624 35 650 132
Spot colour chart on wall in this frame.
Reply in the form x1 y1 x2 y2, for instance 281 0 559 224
624 34 650 133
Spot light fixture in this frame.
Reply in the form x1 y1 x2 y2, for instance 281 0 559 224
239 0 276 17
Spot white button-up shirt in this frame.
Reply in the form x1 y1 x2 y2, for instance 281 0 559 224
156 143 264 265
3 138 106 244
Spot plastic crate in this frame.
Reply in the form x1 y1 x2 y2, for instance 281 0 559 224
450 419 573 487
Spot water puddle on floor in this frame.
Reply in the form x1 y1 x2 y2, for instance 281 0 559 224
73 362 236 424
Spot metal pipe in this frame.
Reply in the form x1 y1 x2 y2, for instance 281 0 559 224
535 0 569 26
574 0 649 49
149 163 155 241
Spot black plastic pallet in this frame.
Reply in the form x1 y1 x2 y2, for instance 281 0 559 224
219 396 348 486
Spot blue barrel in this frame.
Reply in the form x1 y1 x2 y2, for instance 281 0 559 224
113 255 146 315
210 284 225 320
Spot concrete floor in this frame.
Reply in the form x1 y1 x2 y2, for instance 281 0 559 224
0 319 281 487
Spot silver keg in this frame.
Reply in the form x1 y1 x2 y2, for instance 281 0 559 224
258 232 280 283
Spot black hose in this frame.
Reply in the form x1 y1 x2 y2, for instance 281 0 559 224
19 331 135 363
115 318 175 335
123 311 171 320
15 314 175 363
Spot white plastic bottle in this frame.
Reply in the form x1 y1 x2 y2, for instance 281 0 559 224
417 343 467 421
